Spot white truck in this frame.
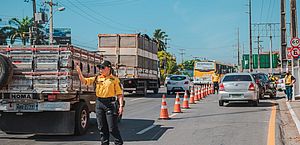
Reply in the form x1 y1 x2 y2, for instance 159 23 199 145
0 45 102 135
98 34 160 96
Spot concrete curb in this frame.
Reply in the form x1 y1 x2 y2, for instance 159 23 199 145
277 98 300 145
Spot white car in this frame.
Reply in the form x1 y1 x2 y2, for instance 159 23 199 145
276 78 285 91
166 75 191 95
164 75 173 87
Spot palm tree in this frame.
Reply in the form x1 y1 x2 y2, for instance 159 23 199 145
153 29 168 51
2 16 33 45
0 28 8 45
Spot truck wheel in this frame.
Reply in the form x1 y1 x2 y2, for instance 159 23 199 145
167 90 171 95
0 55 13 89
153 88 159 94
74 102 89 135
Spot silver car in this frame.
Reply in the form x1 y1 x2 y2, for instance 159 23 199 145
218 73 259 106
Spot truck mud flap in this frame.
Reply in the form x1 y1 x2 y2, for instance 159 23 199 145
0 111 75 135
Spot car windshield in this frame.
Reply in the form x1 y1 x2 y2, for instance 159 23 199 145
170 76 187 81
223 75 252 82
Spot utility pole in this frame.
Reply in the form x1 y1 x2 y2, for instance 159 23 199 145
291 0 298 38
242 43 245 72
290 0 298 101
237 28 240 68
179 49 185 64
257 35 261 70
49 0 53 45
269 24 273 73
249 0 253 72
281 0 287 72
32 0 40 45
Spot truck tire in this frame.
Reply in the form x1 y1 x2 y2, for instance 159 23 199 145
0 54 13 89
153 88 159 94
74 102 89 135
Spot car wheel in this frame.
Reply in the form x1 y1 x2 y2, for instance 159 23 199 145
269 93 275 99
219 100 224 106
252 100 258 107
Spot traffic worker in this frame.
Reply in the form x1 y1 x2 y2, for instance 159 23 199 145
76 60 124 145
284 71 296 102
211 71 220 94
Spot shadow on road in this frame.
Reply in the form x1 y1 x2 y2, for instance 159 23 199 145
225 101 276 107
0 118 172 142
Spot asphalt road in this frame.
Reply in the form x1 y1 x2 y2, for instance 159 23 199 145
0 87 283 145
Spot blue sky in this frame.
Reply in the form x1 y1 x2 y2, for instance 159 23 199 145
0 0 298 64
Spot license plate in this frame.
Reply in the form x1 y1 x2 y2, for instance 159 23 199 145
230 94 243 98
16 103 37 111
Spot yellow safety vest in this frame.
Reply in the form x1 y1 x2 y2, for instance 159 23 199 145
212 74 220 82
285 75 292 85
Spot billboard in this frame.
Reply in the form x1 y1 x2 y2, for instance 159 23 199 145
45 28 71 45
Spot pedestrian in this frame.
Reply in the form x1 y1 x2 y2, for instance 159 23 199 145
76 60 124 145
211 71 220 94
284 71 296 102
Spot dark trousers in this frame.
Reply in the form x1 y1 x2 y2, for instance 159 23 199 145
285 86 293 100
213 82 219 94
96 98 123 145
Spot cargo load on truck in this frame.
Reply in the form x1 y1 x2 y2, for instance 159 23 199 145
98 34 160 96
0 45 102 135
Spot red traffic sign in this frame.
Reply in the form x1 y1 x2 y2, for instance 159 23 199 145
291 47 300 58
291 37 300 47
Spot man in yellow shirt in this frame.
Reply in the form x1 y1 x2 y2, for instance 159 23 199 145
76 60 124 145
284 71 296 102
211 71 220 94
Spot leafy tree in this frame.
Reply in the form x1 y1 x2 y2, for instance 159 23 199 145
153 29 168 51
158 50 179 82
182 60 195 70
2 17 33 45
0 28 8 45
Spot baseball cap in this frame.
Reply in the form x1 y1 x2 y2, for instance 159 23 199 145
97 60 112 69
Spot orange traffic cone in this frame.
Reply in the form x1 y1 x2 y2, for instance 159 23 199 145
198 87 201 100
194 87 199 101
182 90 190 109
201 86 204 99
189 87 195 104
173 92 182 113
159 94 170 120
211 84 213 94
204 85 207 97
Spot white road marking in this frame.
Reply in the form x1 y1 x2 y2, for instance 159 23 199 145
129 98 145 102
287 102 300 135
169 113 178 118
136 124 156 135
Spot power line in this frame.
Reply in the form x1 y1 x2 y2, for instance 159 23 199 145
259 0 264 22
71 0 143 7
58 0 135 32
72 0 138 31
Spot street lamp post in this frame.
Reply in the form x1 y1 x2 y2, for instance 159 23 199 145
46 0 65 45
